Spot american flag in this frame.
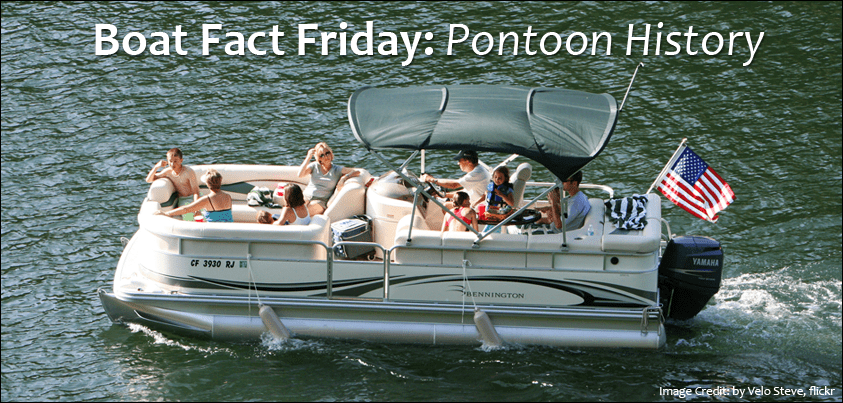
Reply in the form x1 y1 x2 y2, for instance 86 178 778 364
657 146 735 222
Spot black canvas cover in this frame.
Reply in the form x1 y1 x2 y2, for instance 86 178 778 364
348 85 618 181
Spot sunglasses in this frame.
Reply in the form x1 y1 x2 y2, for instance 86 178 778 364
319 150 332 158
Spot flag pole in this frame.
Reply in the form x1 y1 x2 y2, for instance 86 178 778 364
646 138 688 194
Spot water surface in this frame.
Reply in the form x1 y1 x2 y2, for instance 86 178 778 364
2 2 841 401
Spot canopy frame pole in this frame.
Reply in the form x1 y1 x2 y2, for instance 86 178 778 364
619 62 644 112
646 138 688 194
398 150 420 172
560 188 568 247
367 149 484 239
421 150 426 174
406 190 421 245
494 153 519 170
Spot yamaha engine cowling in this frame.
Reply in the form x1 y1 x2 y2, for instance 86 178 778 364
658 236 723 320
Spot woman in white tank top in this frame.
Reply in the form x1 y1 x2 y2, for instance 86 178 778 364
274 184 312 226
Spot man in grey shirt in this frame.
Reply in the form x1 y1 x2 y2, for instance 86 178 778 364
538 171 590 231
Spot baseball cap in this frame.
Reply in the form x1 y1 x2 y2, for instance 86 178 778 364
453 150 478 160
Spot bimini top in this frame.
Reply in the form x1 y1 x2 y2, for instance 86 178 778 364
348 85 618 181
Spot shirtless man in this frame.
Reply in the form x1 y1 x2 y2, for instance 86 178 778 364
146 148 200 220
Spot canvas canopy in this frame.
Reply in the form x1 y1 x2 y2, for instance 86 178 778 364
347 85 618 181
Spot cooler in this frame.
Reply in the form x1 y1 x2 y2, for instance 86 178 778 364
331 215 375 260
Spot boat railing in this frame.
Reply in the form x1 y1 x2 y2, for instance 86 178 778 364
524 182 614 199
144 222 393 300
143 224 655 304
388 243 656 273
659 218 673 241
143 224 339 295
658 217 674 257
199 236 388 301
331 241 391 299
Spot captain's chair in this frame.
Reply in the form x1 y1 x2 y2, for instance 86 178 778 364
510 162 532 207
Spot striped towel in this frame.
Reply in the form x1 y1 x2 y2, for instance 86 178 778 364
605 195 648 230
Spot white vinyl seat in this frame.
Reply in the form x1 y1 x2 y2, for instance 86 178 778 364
324 169 372 222
510 162 532 207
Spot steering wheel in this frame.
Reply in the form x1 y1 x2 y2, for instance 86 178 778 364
401 168 422 188
424 182 445 199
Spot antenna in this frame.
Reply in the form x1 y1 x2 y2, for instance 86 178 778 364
619 62 644 112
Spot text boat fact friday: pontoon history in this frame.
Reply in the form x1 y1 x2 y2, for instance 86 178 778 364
95 22 765 66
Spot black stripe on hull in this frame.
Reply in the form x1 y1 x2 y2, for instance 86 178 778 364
410 275 653 307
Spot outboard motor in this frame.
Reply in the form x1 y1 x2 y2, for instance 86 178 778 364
658 236 723 320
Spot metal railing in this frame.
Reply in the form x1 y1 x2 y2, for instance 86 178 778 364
659 218 673 241
524 182 614 199
331 241 390 299
144 222 657 306
388 243 658 274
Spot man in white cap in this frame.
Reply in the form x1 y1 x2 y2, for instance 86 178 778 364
421 150 490 208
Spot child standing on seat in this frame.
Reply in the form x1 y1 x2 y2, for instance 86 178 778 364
441 191 479 233
484 166 515 220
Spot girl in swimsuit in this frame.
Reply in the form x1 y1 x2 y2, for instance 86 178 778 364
440 191 478 233
155 169 233 222
274 184 311 226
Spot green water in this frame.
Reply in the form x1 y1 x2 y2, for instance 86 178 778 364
2 2 841 401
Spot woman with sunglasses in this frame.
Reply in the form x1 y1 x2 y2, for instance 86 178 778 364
298 142 361 215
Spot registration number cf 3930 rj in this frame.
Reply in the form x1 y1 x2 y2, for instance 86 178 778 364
190 259 237 268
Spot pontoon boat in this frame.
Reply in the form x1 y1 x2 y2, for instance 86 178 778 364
99 85 724 349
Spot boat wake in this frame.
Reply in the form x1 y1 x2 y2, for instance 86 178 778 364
126 323 321 354
259 332 323 352
706 267 841 325
673 265 842 356
478 342 508 353
126 323 234 355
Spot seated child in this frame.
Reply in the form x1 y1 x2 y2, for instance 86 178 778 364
441 191 479 233
484 166 515 220
256 210 274 224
